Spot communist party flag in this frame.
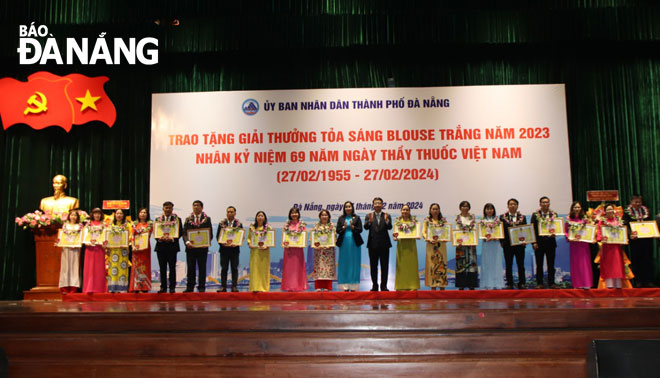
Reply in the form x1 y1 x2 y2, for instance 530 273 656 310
29 72 116 128
0 71 116 132
0 76 73 131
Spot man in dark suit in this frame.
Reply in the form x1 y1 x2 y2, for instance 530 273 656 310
623 194 656 288
364 197 392 291
182 200 213 293
217 206 243 292
154 201 183 293
530 196 558 289
500 198 527 289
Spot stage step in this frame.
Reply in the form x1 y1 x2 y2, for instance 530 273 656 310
8 356 584 377
3 297 660 377
4 306 660 332
3 329 660 358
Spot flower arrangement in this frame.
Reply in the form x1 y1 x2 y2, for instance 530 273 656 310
395 216 418 233
313 222 334 233
479 216 501 236
534 210 557 224
283 219 306 235
15 210 88 229
250 223 272 235
501 211 524 226
156 213 179 226
626 205 649 221
425 216 447 227
455 214 476 231
133 220 153 234
587 205 623 223
566 216 589 232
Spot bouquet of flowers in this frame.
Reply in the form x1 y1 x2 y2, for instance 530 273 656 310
15 210 88 229
395 216 418 233
15 211 55 229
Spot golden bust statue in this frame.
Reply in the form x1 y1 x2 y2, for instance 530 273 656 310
39 174 80 215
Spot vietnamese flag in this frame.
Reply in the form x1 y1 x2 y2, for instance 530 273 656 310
29 72 116 128
0 76 74 131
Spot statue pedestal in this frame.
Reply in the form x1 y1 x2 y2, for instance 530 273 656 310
23 227 63 300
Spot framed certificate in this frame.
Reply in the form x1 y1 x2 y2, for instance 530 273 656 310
282 231 307 248
427 223 452 242
567 224 597 243
629 221 660 238
105 229 129 248
452 230 478 246
133 232 150 250
250 230 276 248
57 228 83 248
311 229 336 248
394 222 421 239
601 226 628 245
187 228 211 248
509 224 536 246
154 220 180 238
538 219 564 236
218 227 245 246
82 226 105 245
478 223 504 239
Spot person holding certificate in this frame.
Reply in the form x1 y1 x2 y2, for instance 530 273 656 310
422 203 448 290
281 207 307 292
182 200 212 293
500 198 527 289
82 208 107 294
247 211 272 292
622 195 656 288
597 204 628 289
480 203 504 290
105 209 132 293
455 201 478 290
364 197 392 291
154 201 182 294
57 209 83 294
530 196 559 289
564 202 593 289
336 201 364 292
393 205 420 291
130 208 152 293
311 210 337 291
217 206 243 292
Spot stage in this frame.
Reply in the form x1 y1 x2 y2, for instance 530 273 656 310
3 289 660 377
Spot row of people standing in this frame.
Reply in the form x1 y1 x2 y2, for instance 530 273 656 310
58 207 155 294
57 195 657 294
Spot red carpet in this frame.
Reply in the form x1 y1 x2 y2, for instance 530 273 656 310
62 288 660 302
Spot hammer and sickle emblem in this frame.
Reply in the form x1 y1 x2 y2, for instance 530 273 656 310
24 91 48 115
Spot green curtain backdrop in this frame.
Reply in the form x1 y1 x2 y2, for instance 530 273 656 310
1 0 659 299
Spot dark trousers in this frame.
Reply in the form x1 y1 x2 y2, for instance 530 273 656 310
590 243 601 288
534 246 556 285
186 249 208 291
368 248 389 288
157 250 177 290
504 245 526 287
630 239 655 285
220 250 240 288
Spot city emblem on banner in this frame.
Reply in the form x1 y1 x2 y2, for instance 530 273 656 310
0 71 116 132
242 99 259 115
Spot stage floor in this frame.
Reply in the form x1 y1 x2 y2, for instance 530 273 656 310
5 291 660 313
3 290 660 377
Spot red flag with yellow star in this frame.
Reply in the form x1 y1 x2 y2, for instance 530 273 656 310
28 72 116 128
0 76 74 131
